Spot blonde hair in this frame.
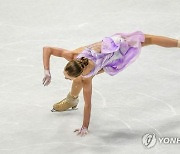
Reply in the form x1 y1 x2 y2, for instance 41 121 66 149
64 57 89 77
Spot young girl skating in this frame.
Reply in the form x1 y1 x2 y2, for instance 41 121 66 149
42 31 180 137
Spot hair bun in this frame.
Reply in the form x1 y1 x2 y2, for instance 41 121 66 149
80 57 89 68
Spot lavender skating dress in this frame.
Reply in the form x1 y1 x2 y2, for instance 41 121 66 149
76 31 145 78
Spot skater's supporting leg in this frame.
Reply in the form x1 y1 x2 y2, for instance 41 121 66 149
70 77 83 98
142 34 178 47
52 78 83 112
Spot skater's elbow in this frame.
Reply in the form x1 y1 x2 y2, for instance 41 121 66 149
43 46 52 55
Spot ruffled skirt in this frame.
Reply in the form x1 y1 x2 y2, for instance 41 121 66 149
76 31 145 77
102 31 145 76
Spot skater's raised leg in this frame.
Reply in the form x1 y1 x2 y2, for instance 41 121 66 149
178 40 180 48
142 34 179 47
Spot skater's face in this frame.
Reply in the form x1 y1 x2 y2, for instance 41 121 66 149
63 70 76 81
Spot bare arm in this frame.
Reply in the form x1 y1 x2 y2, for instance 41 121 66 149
82 78 93 129
43 46 73 70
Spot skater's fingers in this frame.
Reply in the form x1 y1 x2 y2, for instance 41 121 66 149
42 75 51 84
82 133 87 137
43 80 47 86
47 80 51 85
81 130 88 137
42 77 46 84
44 81 49 86
77 131 81 136
81 131 87 137
45 80 51 86
74 129 79 132
44 79 51 86
43 80 46 86
43 77 49 85
81 132 85 137
74 129 80 132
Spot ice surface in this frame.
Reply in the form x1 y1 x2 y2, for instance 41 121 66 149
0 0 180 153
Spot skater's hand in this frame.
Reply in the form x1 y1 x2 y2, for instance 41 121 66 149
42 69 51 86
74 126 89 137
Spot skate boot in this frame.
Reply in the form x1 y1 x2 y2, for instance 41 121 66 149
51 92 79 112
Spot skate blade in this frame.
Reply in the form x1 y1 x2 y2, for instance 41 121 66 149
51 108 57 112
66 107 78 111
51 107 78 112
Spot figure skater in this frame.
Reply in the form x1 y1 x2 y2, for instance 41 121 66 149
42 31 180 136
